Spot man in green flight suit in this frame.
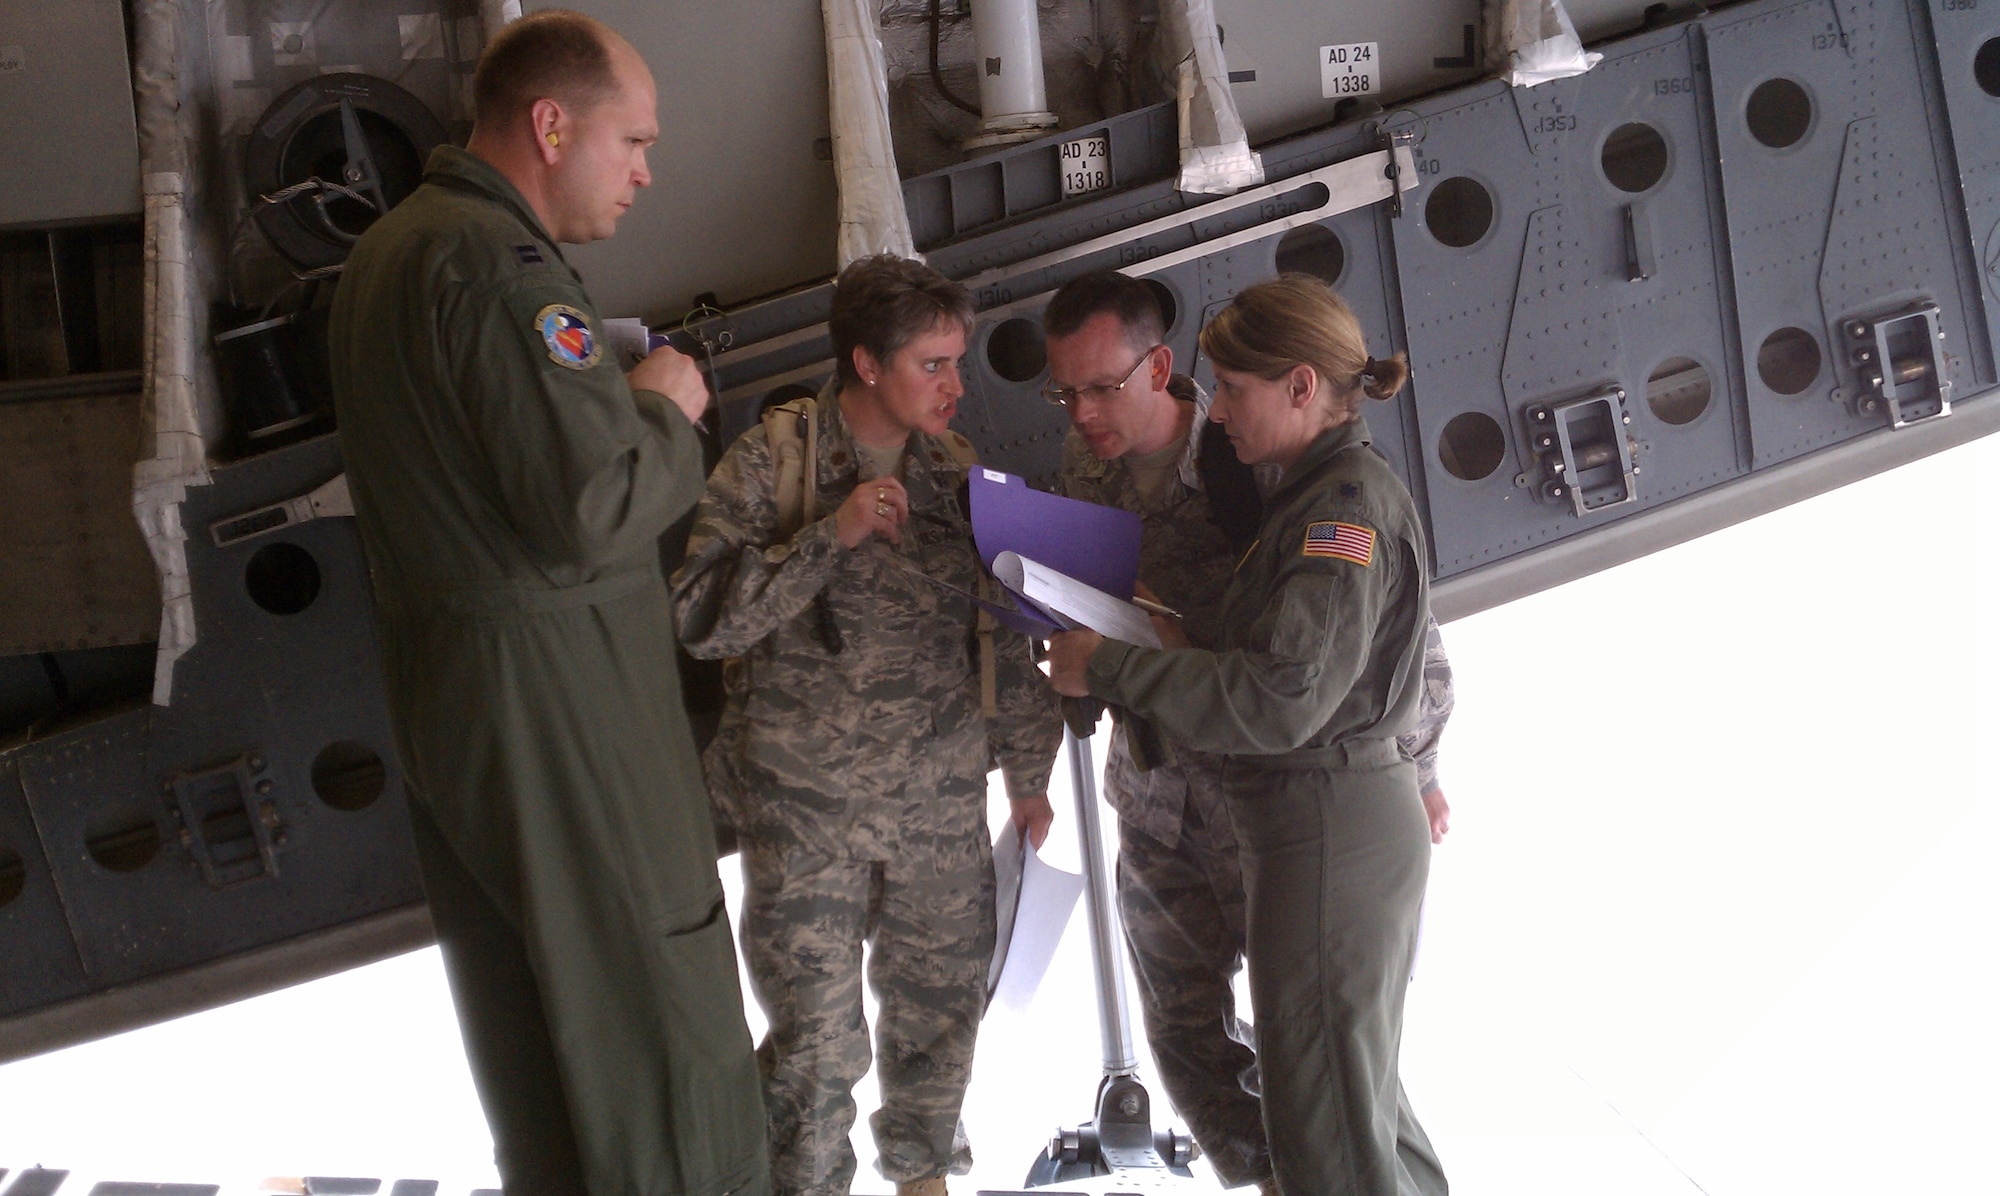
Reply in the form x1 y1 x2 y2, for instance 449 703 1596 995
328 12 768 1195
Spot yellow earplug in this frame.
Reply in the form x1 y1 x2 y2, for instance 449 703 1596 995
546 132 559 147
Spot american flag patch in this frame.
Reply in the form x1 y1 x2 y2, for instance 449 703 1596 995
1303 520 1374 566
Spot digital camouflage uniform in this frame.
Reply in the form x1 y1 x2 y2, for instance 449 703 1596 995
1084 415 1448 1196
1058 387 1454 1190
671 389 1062 1196
330 146 768 1196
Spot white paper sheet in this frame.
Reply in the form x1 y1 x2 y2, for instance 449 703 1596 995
602 317 651 369
988 826 1026 993
992 551 1163 649
989 837 1086 1014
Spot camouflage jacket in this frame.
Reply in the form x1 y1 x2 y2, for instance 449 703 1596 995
671 388 1061 860
1058 381 1454 847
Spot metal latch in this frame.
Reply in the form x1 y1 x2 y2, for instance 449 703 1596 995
164 752 285 889
1846 304 1952 428
209 473 353 547
1523 386 1640 517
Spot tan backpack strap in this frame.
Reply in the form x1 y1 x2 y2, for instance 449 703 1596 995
761 396 818 541
956 432 997 721
802 394 820 524
970 570 1000 722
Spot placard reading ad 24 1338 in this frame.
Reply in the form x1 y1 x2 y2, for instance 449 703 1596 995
1319 42 1379 99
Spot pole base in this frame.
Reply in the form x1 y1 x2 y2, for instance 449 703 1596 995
1012 1075 1201 1189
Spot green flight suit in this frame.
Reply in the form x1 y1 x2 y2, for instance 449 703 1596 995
329 145 769 1196
1083 416 1447 1196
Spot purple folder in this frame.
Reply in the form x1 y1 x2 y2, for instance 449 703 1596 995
968 468 1144 637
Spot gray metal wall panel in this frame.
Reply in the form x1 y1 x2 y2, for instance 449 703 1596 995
550 0 840 321
1212 0 1487 145
1386 84 1539 575
0 756 90 1014
14 712 165 990
4 436 421 1005
1705 0 1976 463
1396 37 1752 575
1917 0 2000 373
0 1 141 227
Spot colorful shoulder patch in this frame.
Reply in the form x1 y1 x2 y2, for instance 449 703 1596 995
535 304 600 370
1303 520 1375 566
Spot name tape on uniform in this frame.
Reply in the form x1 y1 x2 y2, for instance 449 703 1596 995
1303 520 1374 566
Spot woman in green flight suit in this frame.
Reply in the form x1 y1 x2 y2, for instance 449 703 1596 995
1045 275 1448 1196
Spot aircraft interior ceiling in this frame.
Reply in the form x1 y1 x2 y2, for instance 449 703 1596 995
0 0 1997 1065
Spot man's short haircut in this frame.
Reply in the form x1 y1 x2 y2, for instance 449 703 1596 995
473 10 622 130
828 255 976 387
1042 270 1166 350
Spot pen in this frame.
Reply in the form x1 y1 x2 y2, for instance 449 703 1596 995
1130 594 1180 620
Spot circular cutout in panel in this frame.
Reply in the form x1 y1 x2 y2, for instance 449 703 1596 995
1646 357 1712 425
85 806 161 874
313 741 387 812
245 541 322 616
1425 177 1494 248
1140 278 1179 336
1757 327 1823 395
1746 78 1813 148
1275 223 1347 285
986 318 1047 383
1601 122 1669 193
1977 38 2000 98
1438 412 1507 481
0 838 24 908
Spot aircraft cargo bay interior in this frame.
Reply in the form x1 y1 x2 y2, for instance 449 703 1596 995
0 0 1995 1193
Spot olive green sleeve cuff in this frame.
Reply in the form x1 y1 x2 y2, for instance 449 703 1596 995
1085 638 1141 703
630 388 701 468
630 387 682 424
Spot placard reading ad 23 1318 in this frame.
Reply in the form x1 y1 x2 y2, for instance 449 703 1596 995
1318 41 1379 99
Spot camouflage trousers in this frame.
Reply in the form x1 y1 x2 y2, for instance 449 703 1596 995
740 841 995 1196
1115 794 1272 1189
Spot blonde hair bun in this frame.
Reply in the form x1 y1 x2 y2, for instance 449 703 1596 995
1199 275 1408 421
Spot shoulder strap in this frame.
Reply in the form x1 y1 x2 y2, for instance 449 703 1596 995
760 396 819 540
933 428 1000 721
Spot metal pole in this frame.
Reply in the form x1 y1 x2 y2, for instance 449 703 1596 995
1065 725 1137 1077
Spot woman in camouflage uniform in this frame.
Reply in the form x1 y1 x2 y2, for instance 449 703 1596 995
1046 275 1449 1196
671 255 1061 1196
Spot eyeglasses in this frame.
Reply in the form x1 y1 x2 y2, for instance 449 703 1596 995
1041 344 1165 408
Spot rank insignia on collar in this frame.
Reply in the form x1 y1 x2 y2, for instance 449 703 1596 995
536 304 600 370
1303 520 1374 566
514 243 545 265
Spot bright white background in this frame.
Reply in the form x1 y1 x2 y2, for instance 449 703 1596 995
3 433 1996 1195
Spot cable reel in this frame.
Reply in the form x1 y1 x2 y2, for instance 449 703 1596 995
244 73 447 273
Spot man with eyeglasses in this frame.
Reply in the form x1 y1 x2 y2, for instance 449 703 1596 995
1040 270 1456 1195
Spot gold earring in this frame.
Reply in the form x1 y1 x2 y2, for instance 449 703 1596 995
546 132 559 147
